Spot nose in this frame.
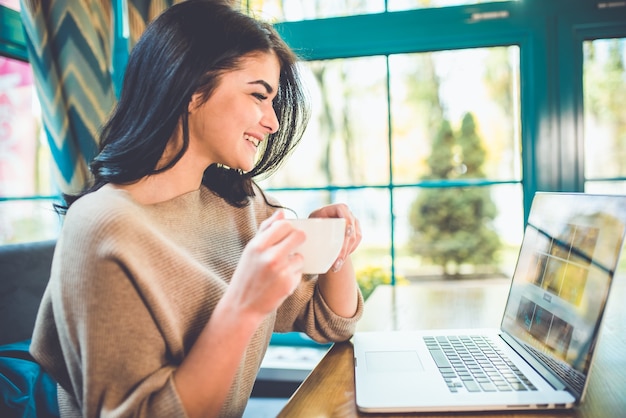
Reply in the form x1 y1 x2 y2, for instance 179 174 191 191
262 105 280 134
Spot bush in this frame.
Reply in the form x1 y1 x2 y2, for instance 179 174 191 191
356 266 408 300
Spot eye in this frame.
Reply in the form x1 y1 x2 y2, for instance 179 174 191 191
252 92 268 101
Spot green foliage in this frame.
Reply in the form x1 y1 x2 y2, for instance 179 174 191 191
409 112 501 275
356 266 408 300
584 39 626 172
457 113 486 176
425 120 455 179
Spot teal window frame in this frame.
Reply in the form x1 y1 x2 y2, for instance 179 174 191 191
0 5 57 206
0 1 144 204
0 5 26 61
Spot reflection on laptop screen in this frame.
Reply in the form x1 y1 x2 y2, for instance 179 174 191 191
501 193 626 396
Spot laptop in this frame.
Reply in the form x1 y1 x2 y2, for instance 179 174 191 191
353 192 626 413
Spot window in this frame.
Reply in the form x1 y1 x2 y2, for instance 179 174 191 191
260 45 525 280
0 54 59 244
388 0 514 12
243 0 515 22
0 0 18 11
0 4 61 244
583 37 626 195
255 1 626 283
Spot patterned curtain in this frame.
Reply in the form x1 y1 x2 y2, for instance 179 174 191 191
19 0 174 194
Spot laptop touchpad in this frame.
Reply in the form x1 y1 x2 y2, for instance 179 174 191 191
365 350 424 373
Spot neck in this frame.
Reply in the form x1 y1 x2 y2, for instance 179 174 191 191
113 149 209 205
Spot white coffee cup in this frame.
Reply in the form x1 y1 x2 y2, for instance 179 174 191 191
286 218 346 274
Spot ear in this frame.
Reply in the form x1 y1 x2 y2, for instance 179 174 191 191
188 93 201 113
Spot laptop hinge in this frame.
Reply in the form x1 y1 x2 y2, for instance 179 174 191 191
500 332 568 391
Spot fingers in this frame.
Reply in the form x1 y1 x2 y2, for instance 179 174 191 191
282 252 305 290
252 214 307 278
309 203 362 272
262 218 305 254
258 209 285 232
231 218 306 316
332 216 361 272
260 226 305 299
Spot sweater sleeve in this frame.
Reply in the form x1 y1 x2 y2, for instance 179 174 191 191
273 275 365 343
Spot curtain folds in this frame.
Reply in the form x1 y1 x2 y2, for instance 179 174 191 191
19 0 174 194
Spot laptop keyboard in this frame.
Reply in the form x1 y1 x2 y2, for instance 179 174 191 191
424 335 538 393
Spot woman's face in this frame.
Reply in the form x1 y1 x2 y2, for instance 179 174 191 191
187 52 281 172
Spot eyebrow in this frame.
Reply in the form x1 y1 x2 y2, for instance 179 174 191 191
248 80 274 94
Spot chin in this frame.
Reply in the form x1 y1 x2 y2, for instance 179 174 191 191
221 154 256 172
218 162 252 172
240 161 256 173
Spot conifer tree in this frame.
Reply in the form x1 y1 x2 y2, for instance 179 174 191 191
409 113 500 276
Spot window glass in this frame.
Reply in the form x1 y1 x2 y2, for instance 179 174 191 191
243 0 516 21
387 46 523 279
244 0 384 22
0 56 59 243
259 56 389 189
389 46 521 183
388 0 514 12
583 37 626 194
0 0 19 11
394 183 523 280
0 199 61 243
259 45 524 283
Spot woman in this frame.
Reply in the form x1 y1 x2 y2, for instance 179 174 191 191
30 1 364 417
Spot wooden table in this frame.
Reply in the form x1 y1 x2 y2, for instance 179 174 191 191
277 276 626 417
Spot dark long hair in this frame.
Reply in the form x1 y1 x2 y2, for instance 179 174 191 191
58 0 309 212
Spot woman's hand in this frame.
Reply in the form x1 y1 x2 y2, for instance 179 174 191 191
227 210 306 319
308 203 362 272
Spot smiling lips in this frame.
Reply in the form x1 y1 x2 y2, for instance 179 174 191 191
244 134 261 148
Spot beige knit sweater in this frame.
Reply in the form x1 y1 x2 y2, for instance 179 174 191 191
30 185 363 418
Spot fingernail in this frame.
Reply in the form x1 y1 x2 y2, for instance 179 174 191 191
332 258 344 272
346 225 353 237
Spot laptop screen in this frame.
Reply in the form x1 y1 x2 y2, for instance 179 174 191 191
501 193 626 396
